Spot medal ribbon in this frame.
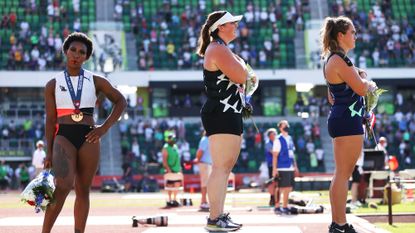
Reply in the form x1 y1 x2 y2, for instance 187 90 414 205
214 36 226 45
64 68 84 113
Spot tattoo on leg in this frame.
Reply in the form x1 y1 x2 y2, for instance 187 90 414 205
52 142 70 178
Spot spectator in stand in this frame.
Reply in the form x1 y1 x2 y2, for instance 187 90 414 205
32 140 46 177
17 163 30 189
376 136 389 169
321 16 377 233
0 160 10 191
121 161 133 192
315 146 325 171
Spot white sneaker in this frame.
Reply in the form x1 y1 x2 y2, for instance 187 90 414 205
350 201 362 208
200 202 210 210
354 201 362 207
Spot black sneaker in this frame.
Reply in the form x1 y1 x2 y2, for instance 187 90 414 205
205 213 241 232
269 196 275 206
171 200 180 207
329 222 358 233
274 207 282 215
220 213 242 228
281 207 291 215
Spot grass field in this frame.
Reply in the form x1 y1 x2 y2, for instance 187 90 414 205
302 190 415 232
375 223 415 233
302 190 415 214
353 201 415 214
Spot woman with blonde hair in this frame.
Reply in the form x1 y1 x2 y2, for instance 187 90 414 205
320 16 377 233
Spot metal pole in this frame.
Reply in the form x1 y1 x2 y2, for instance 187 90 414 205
387 179 392 225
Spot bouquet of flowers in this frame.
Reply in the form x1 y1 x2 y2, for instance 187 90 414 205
241 64 259 119
364 87 387 141
241 63 260 132
21 170 55 213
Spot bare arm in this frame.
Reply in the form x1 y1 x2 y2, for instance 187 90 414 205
272 150 279 177
194 149 203 163
85 76 127 143
292 155 299 176
162 148 171 173
325 55 375 96
43 79 57 169
355 67 367 79
205 44 248 84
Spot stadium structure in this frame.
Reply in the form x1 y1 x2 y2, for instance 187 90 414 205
0 0 414 191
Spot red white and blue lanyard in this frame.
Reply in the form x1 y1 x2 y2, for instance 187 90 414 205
64 68 84 114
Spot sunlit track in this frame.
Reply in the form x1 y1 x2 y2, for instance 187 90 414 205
0 192 390 233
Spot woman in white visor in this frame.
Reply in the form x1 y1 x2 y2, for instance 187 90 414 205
197 11 247 232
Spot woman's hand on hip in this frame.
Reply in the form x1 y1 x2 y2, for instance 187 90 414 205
85 125 107 143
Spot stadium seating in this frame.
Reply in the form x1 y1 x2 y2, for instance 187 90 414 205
120 0 310 70
0 0 96 70
119 119 326 176
328 0 415 67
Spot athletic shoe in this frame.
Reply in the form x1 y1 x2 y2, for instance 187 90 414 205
274 207 282 215
281 207 291 215
351 201 362 207
329 222 358 233
200 202 210 210
205 213 241 232
171 200 180 207
220 213 242 227
269 196 275 206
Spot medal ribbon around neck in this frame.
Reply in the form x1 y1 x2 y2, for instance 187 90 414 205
64 68 84 114
214 37 226 46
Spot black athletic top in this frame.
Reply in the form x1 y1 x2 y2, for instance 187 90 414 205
324 52 363 107
201 69 244 114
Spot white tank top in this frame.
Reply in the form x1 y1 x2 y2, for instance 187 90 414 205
54 69 97 116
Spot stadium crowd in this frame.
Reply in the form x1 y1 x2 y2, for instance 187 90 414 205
117 0 310 70
0 0 93 70
329 0 415 67
1 0 415 70
117 117 325 180
1 108 414 192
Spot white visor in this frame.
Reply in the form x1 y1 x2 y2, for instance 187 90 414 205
209 12 243 33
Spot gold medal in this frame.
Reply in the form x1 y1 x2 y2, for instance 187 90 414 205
71 112 83 122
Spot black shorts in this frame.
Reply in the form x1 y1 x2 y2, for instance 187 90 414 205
57 124 94 149
328 105 364 138
277 170 295 188
166 179 182 185
328 116 363 138
268 166 273 179
201 112 243 136
351 166 361 183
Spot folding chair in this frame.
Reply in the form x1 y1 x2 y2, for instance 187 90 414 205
398 169 415 201
367 171 392 198
163 172 184 192
163 172 184 207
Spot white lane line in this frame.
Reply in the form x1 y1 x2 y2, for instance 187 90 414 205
143 226 303 233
